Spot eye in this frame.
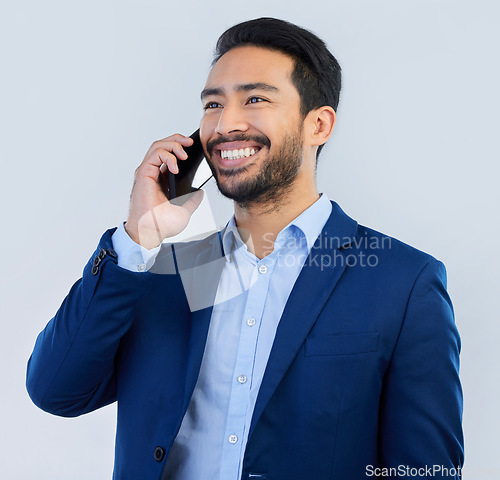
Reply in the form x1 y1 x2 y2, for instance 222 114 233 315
247 96 266 104
203 101 221 110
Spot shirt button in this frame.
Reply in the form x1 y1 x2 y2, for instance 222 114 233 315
258 264 268 274
246 317 256 327
137 263 146 272
237 375 247 384
228 434 238 444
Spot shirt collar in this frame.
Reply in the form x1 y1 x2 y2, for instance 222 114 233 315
221 193 332 261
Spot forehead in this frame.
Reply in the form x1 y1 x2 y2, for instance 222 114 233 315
203 46 297 95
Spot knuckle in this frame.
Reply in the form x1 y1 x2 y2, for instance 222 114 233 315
150 143 162 153
136 162 148 174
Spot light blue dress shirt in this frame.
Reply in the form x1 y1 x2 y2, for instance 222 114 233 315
111 193 332 480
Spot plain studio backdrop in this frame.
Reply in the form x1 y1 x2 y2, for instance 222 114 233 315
1 0 498 478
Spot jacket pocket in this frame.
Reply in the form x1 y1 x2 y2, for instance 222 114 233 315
305 332 379 356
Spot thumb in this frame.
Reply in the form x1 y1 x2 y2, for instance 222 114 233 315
178 189 205 217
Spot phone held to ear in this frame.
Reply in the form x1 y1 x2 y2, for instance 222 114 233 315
159 129 213 200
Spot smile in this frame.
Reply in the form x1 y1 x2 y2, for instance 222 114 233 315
214 145 265 169
220 147 261 160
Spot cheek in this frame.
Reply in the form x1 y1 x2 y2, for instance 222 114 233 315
199 121 215 150
199 111 280 147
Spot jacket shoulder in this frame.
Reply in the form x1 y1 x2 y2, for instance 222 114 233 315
351 223 445 280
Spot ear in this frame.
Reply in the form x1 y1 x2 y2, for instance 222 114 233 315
305 106 336 147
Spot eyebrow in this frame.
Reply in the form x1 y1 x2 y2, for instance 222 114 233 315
200 82 279 101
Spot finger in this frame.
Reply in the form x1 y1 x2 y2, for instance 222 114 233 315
166 134 195 145
154 134 194 148
170 143 190 162
156 150 179 174
149 141 191 164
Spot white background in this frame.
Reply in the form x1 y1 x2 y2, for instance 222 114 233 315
1 0 498 478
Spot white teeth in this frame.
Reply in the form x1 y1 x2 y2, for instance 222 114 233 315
220 147 259 160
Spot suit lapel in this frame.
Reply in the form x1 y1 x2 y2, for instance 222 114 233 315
248 201 358 440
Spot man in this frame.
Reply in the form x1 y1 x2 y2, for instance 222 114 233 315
26 17 464 480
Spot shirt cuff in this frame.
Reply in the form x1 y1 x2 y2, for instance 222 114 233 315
111 222 161 272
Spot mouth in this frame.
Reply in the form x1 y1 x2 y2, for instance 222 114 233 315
213 145 264 169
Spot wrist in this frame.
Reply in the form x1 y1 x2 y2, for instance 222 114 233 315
123 221 162 250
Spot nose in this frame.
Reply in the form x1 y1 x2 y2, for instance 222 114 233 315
214 103 248 136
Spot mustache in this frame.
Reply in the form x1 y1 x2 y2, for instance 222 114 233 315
207 134 271 155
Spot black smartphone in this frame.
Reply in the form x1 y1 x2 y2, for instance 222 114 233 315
159 129 212 200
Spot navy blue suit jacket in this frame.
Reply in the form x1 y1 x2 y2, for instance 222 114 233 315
27 201 464 479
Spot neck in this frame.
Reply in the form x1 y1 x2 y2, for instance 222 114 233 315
233 181 319 259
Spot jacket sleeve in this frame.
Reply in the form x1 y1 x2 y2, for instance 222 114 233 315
378 257 464 478
26 228 154 417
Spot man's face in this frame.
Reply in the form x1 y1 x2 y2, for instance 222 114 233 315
199 46 306 207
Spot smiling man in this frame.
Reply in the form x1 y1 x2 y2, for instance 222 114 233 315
201 47 309 213
27 17 464 480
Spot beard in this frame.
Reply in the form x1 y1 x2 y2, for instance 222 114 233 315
207 124 304 210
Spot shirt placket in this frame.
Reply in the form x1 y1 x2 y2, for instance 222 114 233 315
218 254 276 480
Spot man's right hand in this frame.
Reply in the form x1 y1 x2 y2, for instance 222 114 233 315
124 134 204 249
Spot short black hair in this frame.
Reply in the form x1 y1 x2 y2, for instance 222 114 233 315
212 17 341 159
